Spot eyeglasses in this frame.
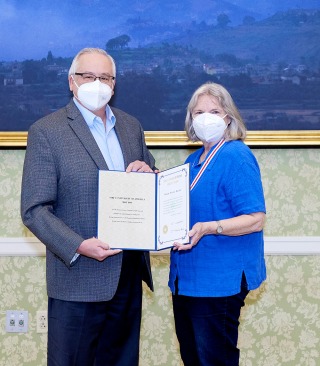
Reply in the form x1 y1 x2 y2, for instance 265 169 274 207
74 72 115 84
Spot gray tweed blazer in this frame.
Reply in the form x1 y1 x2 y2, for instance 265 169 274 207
21 100 155 301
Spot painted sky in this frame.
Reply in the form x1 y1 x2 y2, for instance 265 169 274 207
1 0 318 61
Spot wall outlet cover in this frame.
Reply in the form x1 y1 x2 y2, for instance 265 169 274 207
6 310 28 333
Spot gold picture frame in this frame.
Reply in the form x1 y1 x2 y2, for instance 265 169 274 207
1 130 319 147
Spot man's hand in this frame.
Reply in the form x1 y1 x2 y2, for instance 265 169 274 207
77 237 122 261
126 160 154 173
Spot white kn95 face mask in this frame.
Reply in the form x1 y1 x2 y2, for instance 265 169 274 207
192 112 228 144
73 78 112 111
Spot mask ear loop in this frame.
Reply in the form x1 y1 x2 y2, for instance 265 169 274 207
71 75 80 89
222 114 232 127
70 75 83 105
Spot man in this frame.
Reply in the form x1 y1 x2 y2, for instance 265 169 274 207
21 48 155 366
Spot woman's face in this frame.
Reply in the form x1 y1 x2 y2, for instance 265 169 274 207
192 94 227 123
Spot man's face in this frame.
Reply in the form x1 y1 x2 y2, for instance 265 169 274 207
69 53 115 99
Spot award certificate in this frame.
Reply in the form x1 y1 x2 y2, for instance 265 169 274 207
98 163 190 251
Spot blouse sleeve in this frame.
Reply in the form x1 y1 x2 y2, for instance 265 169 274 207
225 155 266 216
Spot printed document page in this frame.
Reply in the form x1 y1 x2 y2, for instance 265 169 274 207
98 164 189 250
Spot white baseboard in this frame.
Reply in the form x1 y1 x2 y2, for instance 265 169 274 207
0 237 46 256
263 236 320 255
0 236 320 256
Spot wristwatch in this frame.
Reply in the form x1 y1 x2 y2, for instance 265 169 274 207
216 221 223 234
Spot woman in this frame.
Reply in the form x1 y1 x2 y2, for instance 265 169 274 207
169 82 266 366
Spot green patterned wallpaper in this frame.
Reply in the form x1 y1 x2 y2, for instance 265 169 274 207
0 148 320 365
152 148 320 237
0 148 319 237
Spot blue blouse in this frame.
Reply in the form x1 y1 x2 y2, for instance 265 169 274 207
168 140 266 297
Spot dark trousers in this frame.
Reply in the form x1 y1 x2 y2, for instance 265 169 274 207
173 276 249 366
47 252 143 366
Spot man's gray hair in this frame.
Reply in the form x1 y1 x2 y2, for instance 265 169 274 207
68 48 116 76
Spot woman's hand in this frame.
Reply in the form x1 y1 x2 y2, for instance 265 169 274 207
172 212 265 251
173 222 211 251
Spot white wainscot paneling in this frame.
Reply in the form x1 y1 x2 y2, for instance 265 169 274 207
0 237 320 256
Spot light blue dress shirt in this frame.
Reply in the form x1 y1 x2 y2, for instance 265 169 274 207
71 99 125 263
73 98 125 171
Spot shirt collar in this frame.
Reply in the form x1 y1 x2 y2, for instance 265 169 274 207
73 98 116 127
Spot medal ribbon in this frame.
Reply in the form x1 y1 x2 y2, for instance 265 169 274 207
190 138 226 191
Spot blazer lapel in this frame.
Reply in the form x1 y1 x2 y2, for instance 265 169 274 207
66 100 108 170
112 108 131 168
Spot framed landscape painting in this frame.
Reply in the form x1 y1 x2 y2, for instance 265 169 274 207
1 0 319 147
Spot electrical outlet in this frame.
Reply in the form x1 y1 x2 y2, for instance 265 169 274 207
6 310 28 333
36 310 48 333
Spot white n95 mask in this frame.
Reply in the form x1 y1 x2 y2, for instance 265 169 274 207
192 113 227 144
73 78 112 111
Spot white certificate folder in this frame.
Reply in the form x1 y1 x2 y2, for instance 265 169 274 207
98 163 190 251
